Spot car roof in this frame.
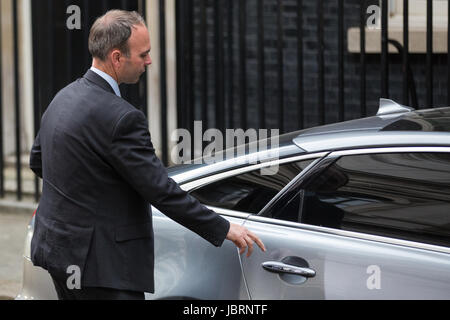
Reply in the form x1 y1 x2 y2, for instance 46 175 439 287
293 102 450 153
168 100 450 182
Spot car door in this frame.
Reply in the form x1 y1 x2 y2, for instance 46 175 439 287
241 147 450 299
180 152 326 298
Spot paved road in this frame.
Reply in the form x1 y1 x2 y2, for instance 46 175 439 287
0 210 32 300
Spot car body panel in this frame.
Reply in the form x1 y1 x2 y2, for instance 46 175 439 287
16 257 58 300
150 210 249 300
241 216 450 300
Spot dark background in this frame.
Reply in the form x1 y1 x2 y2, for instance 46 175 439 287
31 0 147 121
31 0 449 154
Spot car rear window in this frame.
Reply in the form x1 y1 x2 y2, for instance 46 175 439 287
189 159 314 214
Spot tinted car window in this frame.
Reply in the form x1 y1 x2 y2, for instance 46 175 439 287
189 159 314 214
295 152 450 247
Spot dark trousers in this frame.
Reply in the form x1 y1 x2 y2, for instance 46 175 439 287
51 275 145 300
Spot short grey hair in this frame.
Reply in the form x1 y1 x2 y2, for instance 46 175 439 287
88 10 146 61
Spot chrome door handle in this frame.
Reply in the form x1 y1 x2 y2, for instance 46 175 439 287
262 261 316 278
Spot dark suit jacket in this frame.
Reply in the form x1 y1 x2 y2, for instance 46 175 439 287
30 70 230 293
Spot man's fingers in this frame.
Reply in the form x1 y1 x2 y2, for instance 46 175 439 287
238 235 256 258
244 235 254 257
248 232 266 252
227 223 266 257
236 238 247 255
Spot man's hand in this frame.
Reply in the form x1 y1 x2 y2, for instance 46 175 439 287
226 223 266 257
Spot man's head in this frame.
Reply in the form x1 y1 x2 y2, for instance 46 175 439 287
89 10 152 84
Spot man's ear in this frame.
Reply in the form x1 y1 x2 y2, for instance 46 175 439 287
110 49 122 68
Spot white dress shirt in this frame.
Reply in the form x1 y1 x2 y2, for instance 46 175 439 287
90 66 121 98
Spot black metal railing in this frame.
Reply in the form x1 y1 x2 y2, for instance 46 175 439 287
175 0 445 136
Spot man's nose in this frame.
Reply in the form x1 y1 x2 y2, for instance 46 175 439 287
146 55 152 66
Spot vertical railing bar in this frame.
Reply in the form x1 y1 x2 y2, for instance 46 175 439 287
65 0 73 84
200 0 208 129
187 0 194 159
338 0 344 122
277 0 284 132
138 0 145 16
239 0 247 130
426 0 433 108
176 0 192 160
297 0 304 129
47 0 54 120
31 0 40 202
101 0 108 12
0 0 4 198
13 0 22 200
360 0 366 117
83 0 90 69
175 0 184 130
214 0 225 134
159 0 168 165
176 0 188 152
139 0 148 118
227 0 234 128
317 0 325 125
402 0 409 105
257 0 265 129
175 0 191 162
381 0 388 98
448 0 450 106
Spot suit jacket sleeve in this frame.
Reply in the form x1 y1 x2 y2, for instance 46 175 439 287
30 132 43 178
108 109 230 247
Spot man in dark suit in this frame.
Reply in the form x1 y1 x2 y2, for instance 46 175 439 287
30 10 265 300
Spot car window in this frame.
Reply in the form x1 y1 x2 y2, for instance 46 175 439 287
189 159 315 214
274 152 450 247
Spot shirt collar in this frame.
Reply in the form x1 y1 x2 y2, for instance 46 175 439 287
90 66 121 97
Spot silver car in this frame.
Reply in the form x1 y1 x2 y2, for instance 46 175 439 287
17 99 450 300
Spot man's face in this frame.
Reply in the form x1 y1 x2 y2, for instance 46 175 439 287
118 24 152 84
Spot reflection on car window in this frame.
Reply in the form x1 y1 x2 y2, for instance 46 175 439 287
298 152 450 247
189 159 314 214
